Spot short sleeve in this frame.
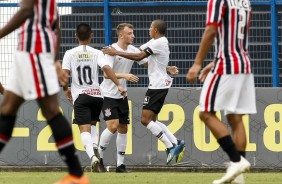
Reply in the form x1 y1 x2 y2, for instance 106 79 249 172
206 0 225 27
62 50 71 71
97 52 113 69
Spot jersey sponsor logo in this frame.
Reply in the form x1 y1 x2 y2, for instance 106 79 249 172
104 108 111 117
82 89 101 96
76 52 94 60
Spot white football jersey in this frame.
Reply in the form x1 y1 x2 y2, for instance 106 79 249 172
140 37 173 89
100 43 147 99
62 45 109 103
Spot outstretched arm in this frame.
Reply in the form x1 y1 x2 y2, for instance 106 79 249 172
0 0 35 38
104 73 139 83
102 46 148 61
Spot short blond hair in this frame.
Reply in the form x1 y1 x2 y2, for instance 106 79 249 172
116 23 134 36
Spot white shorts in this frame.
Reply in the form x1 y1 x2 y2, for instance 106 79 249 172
6 51 60 100
199 73 257 115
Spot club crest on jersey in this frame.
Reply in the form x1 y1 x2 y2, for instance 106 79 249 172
143 96 150 105
104 108 111 117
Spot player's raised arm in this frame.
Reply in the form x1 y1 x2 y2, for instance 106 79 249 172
0 0 35 39
102 46 148 61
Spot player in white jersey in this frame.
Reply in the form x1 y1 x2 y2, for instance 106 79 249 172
98 23 147 173
62 23 125 173
102 19 185 165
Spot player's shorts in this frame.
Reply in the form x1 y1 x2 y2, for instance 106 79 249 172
199 73 257 115
102 97 130 124
142 88 169 114
73 94 103 125
6 51 60 100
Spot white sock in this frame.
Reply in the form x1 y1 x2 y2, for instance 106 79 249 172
155 120 178 144
91 125 99 147
80 132 94 159
116 132 127 167
98 128 114 159
147 121 173 148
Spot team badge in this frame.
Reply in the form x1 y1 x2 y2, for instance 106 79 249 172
104 108 111 117
143 96 150 105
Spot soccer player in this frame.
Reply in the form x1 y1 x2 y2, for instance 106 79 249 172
98 23 147 173
0 1 89 183
102 19 185 165
62 23 126 173
186 0 256 183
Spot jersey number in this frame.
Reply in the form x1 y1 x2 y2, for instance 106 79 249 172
238 9 247 39
76 65 93 85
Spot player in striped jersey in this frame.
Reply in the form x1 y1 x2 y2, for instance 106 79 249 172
0 0 89 183
187 0 256 183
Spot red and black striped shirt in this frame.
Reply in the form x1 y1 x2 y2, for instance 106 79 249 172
18 0 58 54
206 0 252 74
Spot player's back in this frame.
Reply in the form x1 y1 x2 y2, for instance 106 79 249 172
64 45 103 101
208 0 252 74
18 0 58 54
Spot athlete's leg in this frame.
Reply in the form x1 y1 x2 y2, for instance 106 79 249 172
37 94 83 177
0 91 24 152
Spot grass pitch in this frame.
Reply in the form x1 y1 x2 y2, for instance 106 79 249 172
0 172 282 184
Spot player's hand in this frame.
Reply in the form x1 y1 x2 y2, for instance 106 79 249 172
101 46 117 56
167 66 179 76
186 63 201 83
199 61 214 82
64 88 73 103
117 84 126 97
125 74 139 83
55 61 69 86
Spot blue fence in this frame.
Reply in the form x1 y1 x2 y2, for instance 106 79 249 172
0 0 281 87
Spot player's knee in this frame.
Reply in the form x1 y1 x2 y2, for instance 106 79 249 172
118 124 128 133
107 124 118 133
141 117 150 126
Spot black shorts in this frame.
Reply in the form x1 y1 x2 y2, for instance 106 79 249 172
73 94 103 125
142 88 169 114
102 97 130 124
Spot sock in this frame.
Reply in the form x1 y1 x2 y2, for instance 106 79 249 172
0 115 16 152
80 132 94 159
238 151 246 158
91 125 98 147
155 120 177 144
218 135 241 162
48 113 83 177
147 121 173 148
98 128 114 159
116 132 127 167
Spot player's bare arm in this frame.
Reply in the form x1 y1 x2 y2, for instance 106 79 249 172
61 69 72 103
102 46 148 61
0 0 35 38
187 24 217 83
199 60 215 82
102 65 126 96
55 62 69 86
104 73 139 83
166 66 179 76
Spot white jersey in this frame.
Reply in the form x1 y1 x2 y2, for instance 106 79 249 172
140 37 173 89
100 43 147 99
62 45 109 103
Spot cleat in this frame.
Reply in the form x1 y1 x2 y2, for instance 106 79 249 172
116 164 129 173
232 174 245 184
213 156 250 184
166 144 176 165
98 158 107 172
54 174 89 184
175 139 185 163
91 155 99 172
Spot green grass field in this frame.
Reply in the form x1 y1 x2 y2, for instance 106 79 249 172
0 172 282 184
